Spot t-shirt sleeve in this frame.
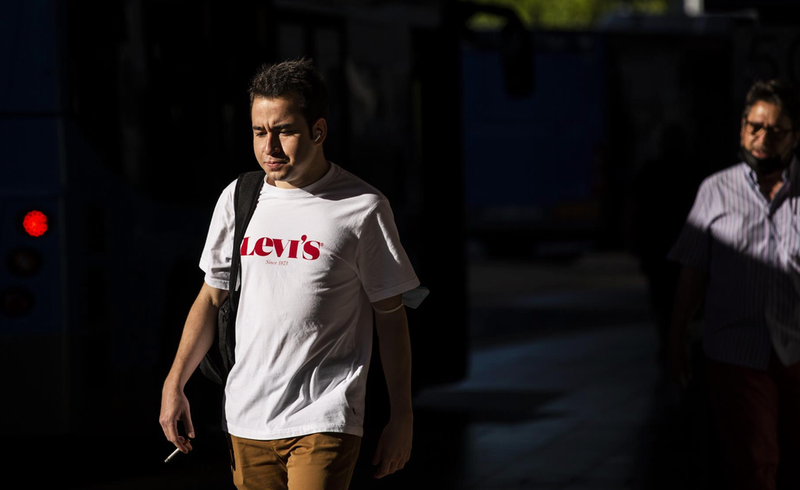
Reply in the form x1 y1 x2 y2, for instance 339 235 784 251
667 178 714 272
199 179 237 290
356 198 420 303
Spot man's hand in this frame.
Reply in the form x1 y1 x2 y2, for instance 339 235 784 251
372 413 413 478
372 294 414 478
666 266 707 390
667 331 692 389
159 385 195 454
158 283 226 455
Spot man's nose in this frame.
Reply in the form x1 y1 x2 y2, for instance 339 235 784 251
264 133 281 155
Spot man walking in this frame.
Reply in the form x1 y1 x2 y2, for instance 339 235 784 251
160 58 420 489
668 79 800 489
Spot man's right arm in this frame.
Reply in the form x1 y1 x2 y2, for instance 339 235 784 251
159 282 228 453
667 266 708 388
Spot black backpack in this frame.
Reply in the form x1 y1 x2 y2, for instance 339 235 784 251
198 171 265 385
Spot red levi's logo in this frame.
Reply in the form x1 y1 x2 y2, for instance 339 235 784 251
240 235 323 260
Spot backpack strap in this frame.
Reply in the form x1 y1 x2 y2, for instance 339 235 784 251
222 171 266 371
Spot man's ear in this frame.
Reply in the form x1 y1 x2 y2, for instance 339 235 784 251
312 118 327 145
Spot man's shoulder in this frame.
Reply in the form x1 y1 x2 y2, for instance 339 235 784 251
709 161 747 179
326 163 387 208
698 162 748 192
212 177 239 197
211 178 239 209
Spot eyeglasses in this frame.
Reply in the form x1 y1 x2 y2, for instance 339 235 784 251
744 120 793 139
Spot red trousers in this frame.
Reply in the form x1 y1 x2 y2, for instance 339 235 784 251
706 353 800 490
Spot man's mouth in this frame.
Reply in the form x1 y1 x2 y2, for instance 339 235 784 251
265 160 287 169
750 149 770 159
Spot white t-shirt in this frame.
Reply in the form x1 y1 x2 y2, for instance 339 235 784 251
199 163 419 440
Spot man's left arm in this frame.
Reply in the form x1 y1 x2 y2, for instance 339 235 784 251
371 294 413 479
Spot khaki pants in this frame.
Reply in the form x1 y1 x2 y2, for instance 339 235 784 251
229 432 361 490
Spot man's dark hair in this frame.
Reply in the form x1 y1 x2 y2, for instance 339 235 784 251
742 79 800 130
248 58 329 132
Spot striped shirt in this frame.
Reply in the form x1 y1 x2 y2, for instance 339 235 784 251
668 157 800 370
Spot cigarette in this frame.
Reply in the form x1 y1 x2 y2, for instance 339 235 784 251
164 447 182 463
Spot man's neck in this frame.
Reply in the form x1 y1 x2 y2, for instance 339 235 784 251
758 170 785 201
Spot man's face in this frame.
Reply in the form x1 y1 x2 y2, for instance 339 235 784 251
740 100 799 163
251 95 325 189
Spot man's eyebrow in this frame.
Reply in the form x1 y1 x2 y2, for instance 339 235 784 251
252 123 295 132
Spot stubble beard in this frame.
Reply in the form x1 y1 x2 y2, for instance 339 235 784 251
265 163 292 182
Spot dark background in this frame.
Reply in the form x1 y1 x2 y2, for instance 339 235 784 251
2 0 800 488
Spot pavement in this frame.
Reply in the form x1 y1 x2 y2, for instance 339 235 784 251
404 252 720 490
27 252 721 489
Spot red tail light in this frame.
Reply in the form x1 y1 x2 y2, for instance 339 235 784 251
22 210 48 237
